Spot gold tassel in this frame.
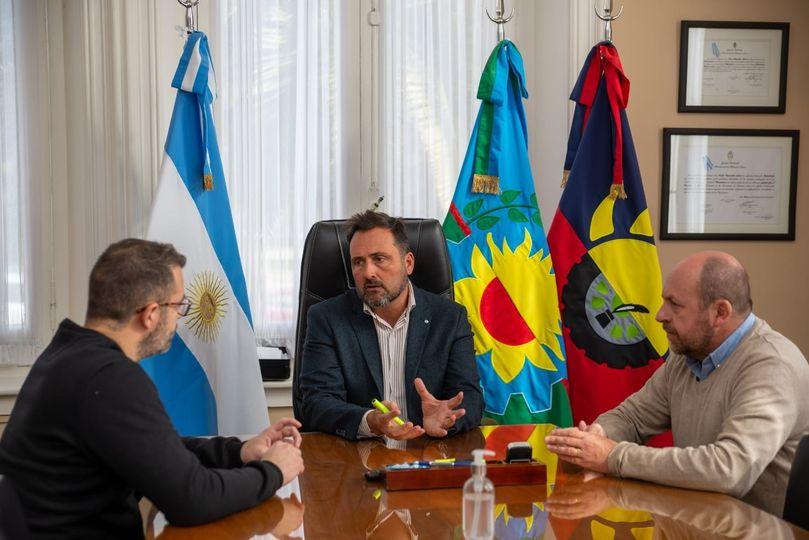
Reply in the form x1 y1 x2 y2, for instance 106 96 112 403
561 169 571 188
203 174 214 191
472 173 500 194
609 183 627 200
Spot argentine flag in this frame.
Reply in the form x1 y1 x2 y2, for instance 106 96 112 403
140 32 267 437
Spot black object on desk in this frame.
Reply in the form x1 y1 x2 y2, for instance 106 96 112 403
506 442 532 463
259 346 291 381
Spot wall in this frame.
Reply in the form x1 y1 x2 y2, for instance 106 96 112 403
511 0 572 225
609 0 809 353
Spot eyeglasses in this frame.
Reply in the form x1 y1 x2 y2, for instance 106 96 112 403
136 296 192 317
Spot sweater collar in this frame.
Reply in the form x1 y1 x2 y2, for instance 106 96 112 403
685 312 756 381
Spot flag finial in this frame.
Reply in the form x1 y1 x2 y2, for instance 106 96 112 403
486 0 514 43
593 0 624 43
177 0 199 34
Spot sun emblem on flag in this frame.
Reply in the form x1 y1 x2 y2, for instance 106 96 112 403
185 271 229 343
455 230 564 383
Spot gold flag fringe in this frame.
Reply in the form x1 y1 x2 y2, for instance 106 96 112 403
472 173 500 194
609 183 627 200
560 169 571 188
203 174 214 191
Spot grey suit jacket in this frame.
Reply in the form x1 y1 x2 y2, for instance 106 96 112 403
299 286 483 439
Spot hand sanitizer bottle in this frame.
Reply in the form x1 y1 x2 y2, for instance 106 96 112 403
462 449 495 540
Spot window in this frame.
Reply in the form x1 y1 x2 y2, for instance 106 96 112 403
214 0 351 348
0 0 34 364
214 1 495 351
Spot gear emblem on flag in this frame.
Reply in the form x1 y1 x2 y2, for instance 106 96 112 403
561 247 663 369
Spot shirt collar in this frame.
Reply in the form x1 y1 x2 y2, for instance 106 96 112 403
685 312 756 381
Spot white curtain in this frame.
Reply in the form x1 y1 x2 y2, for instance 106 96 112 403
0 0 173 366
375 0 497 219
0 0 39 365
214 0 348 350
0 0 513 363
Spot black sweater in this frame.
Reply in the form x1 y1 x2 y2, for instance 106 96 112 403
0 319 282 539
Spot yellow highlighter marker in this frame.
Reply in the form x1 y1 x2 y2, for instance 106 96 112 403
371 399 405 426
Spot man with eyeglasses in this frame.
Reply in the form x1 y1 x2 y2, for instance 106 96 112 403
0 238 304 539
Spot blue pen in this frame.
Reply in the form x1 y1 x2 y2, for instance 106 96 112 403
387 462 430 470
409 460 473 467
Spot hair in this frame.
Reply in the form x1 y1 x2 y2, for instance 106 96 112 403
699 256 753 315
85 238 186 324
344 210 410 254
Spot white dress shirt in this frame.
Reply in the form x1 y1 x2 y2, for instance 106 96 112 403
357 281 417 437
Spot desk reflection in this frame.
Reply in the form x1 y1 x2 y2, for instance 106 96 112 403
149 481 304 539
546 473 809 540
144 427 808 539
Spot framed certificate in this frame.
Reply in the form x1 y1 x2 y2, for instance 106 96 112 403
661 128 799 240
678 21 789 113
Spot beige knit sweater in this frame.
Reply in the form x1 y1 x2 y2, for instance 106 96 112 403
597 317 809 516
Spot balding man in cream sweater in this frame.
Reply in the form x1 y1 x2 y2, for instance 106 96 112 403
546 251 809 516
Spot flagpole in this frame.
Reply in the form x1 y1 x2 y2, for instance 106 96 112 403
486 0 513 43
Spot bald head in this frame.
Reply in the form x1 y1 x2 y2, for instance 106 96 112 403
672 251 752 316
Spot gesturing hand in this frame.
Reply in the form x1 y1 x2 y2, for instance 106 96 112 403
241 417 303 463
367 400 425 441
414 378 465 437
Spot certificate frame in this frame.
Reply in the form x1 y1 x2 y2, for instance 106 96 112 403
678 21 789 113
661 128 799 240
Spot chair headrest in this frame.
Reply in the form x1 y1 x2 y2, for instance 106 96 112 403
297 218 453 303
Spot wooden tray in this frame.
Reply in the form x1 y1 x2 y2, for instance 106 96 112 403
385 462 546 491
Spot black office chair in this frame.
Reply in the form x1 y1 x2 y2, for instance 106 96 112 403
784 435 809 531
292 218 453 424
0 475 30 540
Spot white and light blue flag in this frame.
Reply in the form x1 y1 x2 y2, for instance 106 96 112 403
141 32 267 437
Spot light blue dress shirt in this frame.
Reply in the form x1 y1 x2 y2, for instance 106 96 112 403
685 312 756 381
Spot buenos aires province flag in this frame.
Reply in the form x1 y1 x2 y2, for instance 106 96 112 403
442 41 572 426
140 32 267 437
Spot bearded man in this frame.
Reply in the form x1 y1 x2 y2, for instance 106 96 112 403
0 239 304 539
299 211 483 441
545 251 809 516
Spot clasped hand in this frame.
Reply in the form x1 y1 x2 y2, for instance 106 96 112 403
544 421 616 473
368 378 466 440
241 417 303 462
240 418 305 485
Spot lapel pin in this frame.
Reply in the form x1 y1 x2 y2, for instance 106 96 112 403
424 319 429 324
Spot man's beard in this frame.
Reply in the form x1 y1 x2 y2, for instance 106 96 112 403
137 313 175 359
361 277 407 309
667 316 714 359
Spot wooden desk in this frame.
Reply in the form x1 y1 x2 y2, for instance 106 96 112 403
147 426 809 539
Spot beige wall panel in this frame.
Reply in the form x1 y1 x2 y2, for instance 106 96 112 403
610 0 809 354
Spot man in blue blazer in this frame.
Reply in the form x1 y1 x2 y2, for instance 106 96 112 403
299 211 484 440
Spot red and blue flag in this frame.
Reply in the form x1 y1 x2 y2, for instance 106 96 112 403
548 42 670 433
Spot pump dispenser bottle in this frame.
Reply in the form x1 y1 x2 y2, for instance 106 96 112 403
462 449 495 539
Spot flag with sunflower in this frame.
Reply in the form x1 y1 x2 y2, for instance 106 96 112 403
442 40 572 426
